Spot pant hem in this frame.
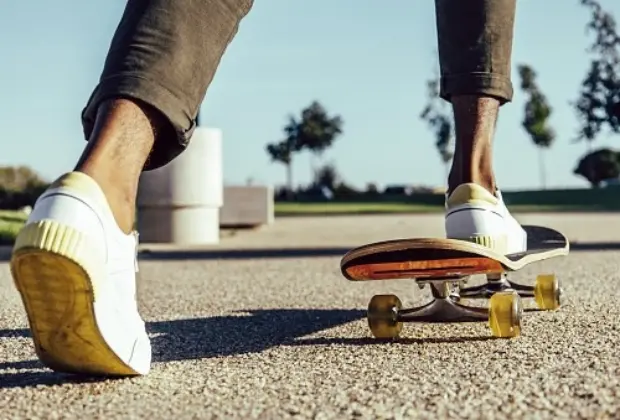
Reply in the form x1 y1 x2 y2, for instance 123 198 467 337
81 73 195 171
440 73 513 104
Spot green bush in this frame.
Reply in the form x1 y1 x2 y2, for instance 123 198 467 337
0 184 49 210
0 166 49 210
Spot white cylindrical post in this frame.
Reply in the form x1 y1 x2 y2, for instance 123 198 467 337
137 127 223 244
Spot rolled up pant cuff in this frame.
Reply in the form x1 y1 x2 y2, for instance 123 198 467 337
440 73 514 104
81 73 195 171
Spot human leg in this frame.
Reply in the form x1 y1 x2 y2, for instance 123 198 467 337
434 0 526 254
10 0 254 376
79 0 254 233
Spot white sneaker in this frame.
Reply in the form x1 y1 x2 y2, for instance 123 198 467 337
10 171 151 376
445 183 527 255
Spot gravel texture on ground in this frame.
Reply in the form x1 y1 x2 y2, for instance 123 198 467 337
1 213 619 419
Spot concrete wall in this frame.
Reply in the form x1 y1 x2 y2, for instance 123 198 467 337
220 186 274 228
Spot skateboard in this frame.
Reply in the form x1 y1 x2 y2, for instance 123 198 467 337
340 225 569 339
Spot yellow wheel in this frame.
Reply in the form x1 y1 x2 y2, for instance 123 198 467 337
488 290 522 338
367 294 403 339
534 274 561 310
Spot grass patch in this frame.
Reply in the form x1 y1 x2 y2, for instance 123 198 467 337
0 210 27 246
274 202 442 215
0 202 615 245
273 202 612 216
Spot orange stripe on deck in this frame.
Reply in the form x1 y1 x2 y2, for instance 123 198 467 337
345 257 503 280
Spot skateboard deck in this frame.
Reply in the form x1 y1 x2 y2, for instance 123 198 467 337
341 225 569 282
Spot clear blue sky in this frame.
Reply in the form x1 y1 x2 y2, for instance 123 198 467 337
1 1 619 191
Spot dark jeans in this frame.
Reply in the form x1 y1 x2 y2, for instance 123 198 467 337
81 0 516 171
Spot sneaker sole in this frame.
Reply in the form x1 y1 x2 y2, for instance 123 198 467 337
10 220 140 376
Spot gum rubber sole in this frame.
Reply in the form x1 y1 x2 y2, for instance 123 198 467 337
10 221 139 376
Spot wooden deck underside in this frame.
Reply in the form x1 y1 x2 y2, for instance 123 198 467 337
340 225 569 281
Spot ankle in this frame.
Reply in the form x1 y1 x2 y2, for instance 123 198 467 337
73 99 159 234
449 95 499 195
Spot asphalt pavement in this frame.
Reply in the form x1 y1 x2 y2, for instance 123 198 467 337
1 213 620 419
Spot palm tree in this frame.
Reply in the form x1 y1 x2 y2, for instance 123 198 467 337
265 117 301 197
420 77 454 179
518 64 555 189
297 101 344 175
266 101 344 195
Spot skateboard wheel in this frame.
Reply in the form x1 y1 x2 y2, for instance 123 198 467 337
488 290 522 338
534 274 561 310
367 294 403 339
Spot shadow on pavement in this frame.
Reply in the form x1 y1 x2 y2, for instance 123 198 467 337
569 242 620 251
0 308 363 388
0 362 107 388
1 247 352 263
286 335 496 347
148 308 365 362
0 307 509 389
138 247 353 261
137 241 620 261
2 241 620 263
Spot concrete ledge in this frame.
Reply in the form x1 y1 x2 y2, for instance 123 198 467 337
138 207 220 245
220 186 274 228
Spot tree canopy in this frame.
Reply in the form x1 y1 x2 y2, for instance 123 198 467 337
298 101 344 157
574 0 620 143
420 76 454 167
266 101 343 194
518 64 556 149
574 147 620 187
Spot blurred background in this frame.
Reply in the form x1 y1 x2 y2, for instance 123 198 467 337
1 0 620 242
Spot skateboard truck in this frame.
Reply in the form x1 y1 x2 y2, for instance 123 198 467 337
367 273 561 340
367 279 524 340
397 281 488 323
457 273 562 307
